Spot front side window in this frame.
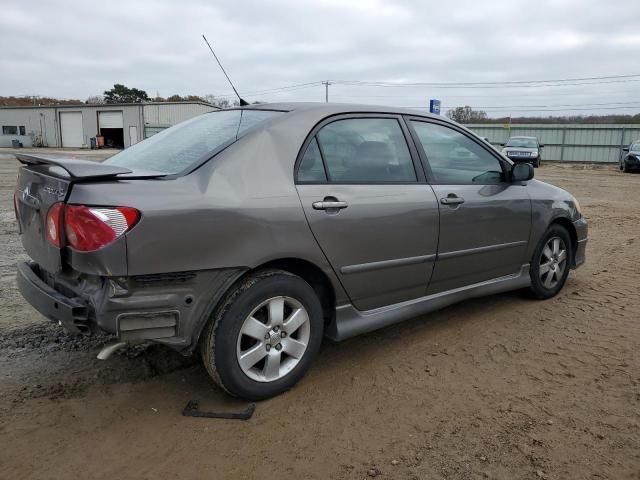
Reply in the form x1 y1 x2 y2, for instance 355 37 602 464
105 109 282 174
315 118 416 183
411 121 505 184
2 126 18 135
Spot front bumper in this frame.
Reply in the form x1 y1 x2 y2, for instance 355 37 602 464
16 261 245 354
624 157 640 170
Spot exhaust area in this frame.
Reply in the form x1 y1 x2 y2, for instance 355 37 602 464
97 341 127 360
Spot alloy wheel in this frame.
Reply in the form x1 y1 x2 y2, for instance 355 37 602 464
236 296 311 382
539 236 567 289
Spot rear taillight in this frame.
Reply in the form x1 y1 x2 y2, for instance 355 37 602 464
65 205 140 252
44 204 140 252
45 202 64 247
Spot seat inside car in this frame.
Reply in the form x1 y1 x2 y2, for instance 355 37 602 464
353 141 392 181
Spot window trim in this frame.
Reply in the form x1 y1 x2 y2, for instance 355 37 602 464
405 116 512 186
2 125 19 135
294 113 427 185
297 137 328 183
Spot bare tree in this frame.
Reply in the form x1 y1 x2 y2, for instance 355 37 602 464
203 94 232 109
446 106 488 123
85 95 104 104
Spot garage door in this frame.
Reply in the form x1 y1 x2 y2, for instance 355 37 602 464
98 111 123 129
60 112 84 148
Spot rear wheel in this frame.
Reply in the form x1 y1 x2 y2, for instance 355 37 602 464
201 270 324 400
529 225 572 299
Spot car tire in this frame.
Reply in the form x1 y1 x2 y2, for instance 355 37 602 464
200 269 324 400
529 224 573 300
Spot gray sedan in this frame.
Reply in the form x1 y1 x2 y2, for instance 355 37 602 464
14 103 587 400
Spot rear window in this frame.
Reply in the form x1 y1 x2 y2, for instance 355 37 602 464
104 109 282 174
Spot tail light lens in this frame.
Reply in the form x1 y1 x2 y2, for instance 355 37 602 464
45 202 64 247
45 204 140 252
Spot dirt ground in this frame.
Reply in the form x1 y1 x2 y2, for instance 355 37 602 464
0 149 638 480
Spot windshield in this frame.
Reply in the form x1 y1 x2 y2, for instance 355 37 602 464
631 143 640 152
104 109 283 174
505 137 538 148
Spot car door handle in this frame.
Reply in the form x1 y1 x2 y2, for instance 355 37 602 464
312 200 348 210
440 196 465 205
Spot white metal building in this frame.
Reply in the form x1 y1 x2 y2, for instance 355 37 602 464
0 101 219 149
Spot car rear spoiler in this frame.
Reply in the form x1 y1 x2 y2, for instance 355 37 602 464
15 153 132 180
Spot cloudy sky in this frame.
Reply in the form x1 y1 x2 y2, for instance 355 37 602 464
2 0 639 116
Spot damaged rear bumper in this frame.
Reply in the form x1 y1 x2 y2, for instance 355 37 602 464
16 261 245 354
16 262 90 334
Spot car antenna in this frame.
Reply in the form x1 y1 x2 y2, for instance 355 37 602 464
202 34 249 106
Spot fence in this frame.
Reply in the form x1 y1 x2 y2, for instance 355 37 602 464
465 124 640 163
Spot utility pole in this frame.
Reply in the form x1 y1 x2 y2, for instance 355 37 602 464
322 80 331 103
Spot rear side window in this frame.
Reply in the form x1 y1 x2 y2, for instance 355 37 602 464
411 121 505 184
105 110 282 174
316 118 416 183
298 138 327 182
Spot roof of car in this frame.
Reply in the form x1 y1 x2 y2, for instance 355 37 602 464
243 101 443 119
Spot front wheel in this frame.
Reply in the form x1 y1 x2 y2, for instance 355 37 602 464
201 270 324 400
529 225 572 299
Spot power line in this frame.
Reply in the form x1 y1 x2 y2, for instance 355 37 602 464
215 81 324 98
411 105 640 112
331 79 640 89
210 73 640 98
440 101 640 109
330 91 640 100
330 73 640 87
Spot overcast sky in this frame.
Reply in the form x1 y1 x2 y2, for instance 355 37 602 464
2 0 639 116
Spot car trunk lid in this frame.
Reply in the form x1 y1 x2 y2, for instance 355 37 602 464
14 154 135 274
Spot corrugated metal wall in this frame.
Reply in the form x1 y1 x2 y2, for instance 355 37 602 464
0 107 58 147
466 124 640 163
143 103 218 138
1 102 218 147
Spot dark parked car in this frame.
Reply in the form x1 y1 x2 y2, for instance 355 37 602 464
501 136 543 167
14 103 587 400
621 141 640 172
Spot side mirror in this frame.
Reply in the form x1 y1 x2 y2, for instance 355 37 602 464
512 162 534 182
499 143 505 146
623 147 629 152
539 144 545 148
